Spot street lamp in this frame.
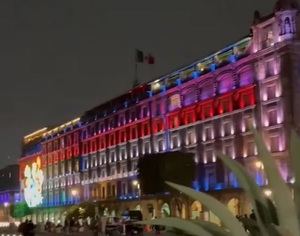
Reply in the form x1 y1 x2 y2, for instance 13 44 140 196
4 202 9 222
264 189 272 197
255 161 266 185
71 189 78 203
132 180 141 196
71 189 78 196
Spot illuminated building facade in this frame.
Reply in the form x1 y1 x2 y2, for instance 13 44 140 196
19 0 300 223
0 164 20 224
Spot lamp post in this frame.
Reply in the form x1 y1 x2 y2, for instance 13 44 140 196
132 180 141 197
255 161 266 185
71 189 78 203
4 202 9 222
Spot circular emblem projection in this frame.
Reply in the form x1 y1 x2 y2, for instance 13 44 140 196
24 157 44 207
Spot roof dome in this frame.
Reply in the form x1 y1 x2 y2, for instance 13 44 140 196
274 0 299 12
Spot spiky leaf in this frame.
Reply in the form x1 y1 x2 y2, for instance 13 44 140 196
217 152 271 235
290 130 300 223
136 218 213 236
251 127 300 236
166 182 248 236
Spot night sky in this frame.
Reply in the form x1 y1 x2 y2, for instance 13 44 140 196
0 0 275 167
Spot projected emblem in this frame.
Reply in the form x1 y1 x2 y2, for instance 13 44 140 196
23 157 44 207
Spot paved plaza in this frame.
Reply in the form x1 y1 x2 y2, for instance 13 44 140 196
0 231 168 236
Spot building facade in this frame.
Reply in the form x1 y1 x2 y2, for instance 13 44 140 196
19 0 300 224
0 164 20 224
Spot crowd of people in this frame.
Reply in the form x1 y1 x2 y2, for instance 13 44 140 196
17 220 36 236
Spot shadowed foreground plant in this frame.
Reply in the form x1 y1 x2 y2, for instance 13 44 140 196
137 128 300 236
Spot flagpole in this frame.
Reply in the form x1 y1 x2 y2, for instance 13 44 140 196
134 62 138 86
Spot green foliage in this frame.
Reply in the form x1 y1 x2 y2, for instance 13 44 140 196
137 128 300 236
9 201 33 218
137 151 196 195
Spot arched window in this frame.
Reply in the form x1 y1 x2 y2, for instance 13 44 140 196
238 69 254 86
168 94 181 111
218 75 233 94
200 81 214 100
183 87 196 106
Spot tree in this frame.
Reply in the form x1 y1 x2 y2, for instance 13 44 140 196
137 151 196 216
137 151 196 195
10 201 33 218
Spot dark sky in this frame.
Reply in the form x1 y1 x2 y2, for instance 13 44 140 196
0 0 276 167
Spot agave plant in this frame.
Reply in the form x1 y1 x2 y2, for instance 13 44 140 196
137 127 300 236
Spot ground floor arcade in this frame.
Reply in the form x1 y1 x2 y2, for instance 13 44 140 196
26 189 253 225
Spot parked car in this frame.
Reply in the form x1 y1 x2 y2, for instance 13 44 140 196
121 210 143 236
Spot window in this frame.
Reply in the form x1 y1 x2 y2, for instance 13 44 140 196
239 70 254 87
204 126 213 140
267 109 277 126
60 138 65 148
200 82 213 100
143 107 148 118
121 165 127 174
122 183 127 194
132 162 137 172
112 185 116 197
186 113 194 124
110 119 115 129
225 122 232 136
246 140 256 156
67 160 72 173
131 111 136 121
54 162 58 176
208 172 215 189
224 145 233 157
100 154 106 165
187 131 195 145
102 187 105 198
172 136 179 148
84 157 88 169
132 146 138 158
206 149 214 162
74 133 78 144
156 103 161 116
171 116 179 127
219 77 233 94
144 142 150 154
82 130 87 139
143 123 149 136
265 30 273 47
266 60 274 77
91 156 97 167
168 94 180 111
110 151 115 163
110 168 116 176
120 149 126 160
158 140 164 152
101 170 106 178
60 161 65 175
270 135 280 152
157 122 162 132
267 85 276 100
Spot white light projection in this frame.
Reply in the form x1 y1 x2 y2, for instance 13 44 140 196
23 157 44 207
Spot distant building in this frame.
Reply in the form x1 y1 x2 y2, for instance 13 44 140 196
0 164 20 223
19 0 300 224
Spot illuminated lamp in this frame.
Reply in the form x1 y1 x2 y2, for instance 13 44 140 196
192 71 198 78
209 63 216 71
229 54 236 63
